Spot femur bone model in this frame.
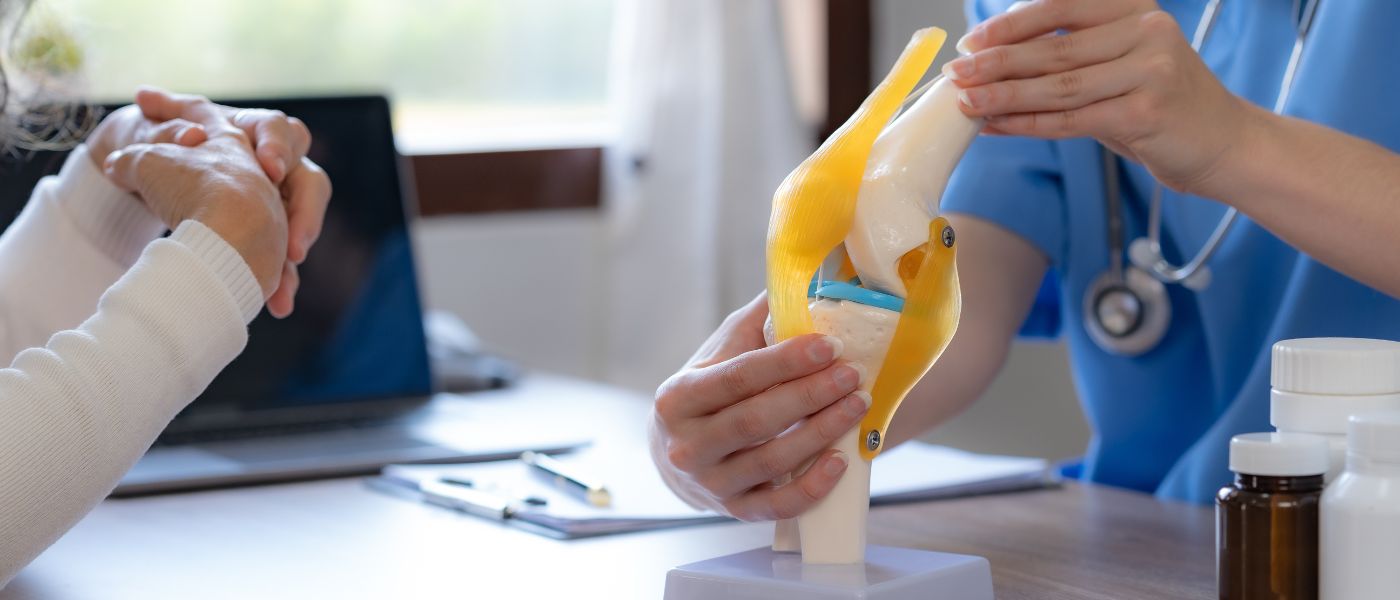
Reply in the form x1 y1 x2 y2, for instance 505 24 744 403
763 26 982 564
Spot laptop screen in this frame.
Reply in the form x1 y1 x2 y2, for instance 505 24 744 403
0 95 435 431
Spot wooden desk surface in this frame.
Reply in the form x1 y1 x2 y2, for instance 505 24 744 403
0 377 1216 599
873 484 1216 599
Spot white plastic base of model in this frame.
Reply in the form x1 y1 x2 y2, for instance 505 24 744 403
663 545 994 600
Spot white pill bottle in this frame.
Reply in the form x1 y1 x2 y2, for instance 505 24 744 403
1271 338 1400 481
1320 412 1400 600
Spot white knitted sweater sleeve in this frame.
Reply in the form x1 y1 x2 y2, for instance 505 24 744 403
0 148 263 587
0 145 168 358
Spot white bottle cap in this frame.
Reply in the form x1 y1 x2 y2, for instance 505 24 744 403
1272 389 1400 434
1348 412 1400 463
1229 432 1329 477
1271 338 1400 395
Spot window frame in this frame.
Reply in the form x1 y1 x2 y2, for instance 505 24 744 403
408 147 601 216
412 0 867 217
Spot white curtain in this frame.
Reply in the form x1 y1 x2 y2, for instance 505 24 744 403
602 0 812 391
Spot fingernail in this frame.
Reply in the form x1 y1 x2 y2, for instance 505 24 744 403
806 335 843 364
852 390 873 409
942 57 973 81
958 87 989 109
103 150 122 171
846 362 868 387
840 394 868 418
832 364 861 389
956 29 979 55
272 157 287 180
823 452 849 476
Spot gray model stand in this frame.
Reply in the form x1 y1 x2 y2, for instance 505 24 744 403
663 545 993 600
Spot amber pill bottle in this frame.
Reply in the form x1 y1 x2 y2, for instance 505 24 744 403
1218 432 1328 600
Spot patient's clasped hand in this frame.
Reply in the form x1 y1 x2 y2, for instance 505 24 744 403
0 87 331 586
764 27 982 564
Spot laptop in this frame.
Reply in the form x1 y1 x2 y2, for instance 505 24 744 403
0 95 587 495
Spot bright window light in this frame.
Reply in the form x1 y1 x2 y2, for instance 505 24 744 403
40 0 617 153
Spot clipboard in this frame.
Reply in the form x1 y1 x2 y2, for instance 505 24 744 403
367 442 1059 539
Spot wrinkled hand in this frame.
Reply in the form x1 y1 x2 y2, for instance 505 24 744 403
944 0 1251 193
87 104 210 163
88 88 312 186
104 134 287 298
650 293 869 521
92 88 330 317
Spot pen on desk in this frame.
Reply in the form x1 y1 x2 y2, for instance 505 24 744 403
521 450 612 508
372 470 520 521
419 479 516 521
440 477 549 506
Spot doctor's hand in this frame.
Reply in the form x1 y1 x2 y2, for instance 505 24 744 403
944 0 1253 194
649 293 869 521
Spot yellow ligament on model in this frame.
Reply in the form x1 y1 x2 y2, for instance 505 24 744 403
764 27 946 342
859 217 961 460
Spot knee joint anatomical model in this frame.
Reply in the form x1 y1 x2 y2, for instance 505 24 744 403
764 27 982 564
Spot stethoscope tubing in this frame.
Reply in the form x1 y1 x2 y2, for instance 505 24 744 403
1125 0 1320 286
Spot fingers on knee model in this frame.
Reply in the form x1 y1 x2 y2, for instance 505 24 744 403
652 22 981 566
758 24 979 564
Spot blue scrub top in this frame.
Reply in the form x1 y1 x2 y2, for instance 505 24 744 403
945 0 1400 504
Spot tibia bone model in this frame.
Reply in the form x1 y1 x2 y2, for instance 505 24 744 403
763 26 980 564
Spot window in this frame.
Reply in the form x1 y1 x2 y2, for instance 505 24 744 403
41 0 617 153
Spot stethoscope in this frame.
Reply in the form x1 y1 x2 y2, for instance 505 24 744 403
1084 0 1321 356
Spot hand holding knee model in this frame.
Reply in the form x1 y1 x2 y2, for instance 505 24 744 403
653 25 980 564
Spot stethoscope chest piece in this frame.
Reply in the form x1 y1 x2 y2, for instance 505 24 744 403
1083 266 1172 356
1081 0 1319 356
